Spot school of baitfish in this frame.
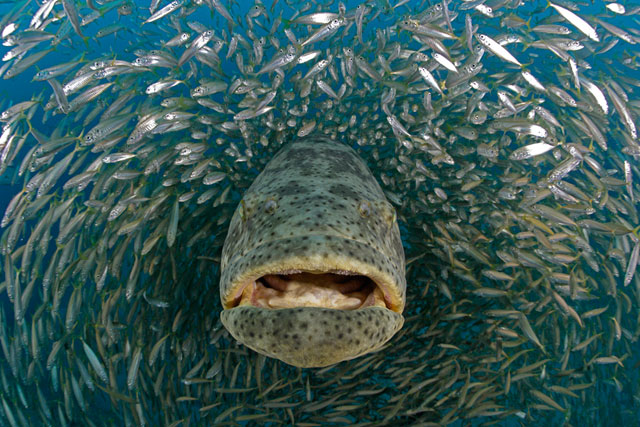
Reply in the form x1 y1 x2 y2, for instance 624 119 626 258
0 0 639 424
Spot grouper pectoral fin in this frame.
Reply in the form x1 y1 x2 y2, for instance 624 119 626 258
219 135 406 368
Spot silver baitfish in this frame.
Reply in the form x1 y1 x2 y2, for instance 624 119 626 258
220 135 405 367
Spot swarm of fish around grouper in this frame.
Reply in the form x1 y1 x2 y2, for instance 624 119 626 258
0 0 639 424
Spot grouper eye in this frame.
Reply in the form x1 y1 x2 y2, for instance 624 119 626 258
219 136 406 368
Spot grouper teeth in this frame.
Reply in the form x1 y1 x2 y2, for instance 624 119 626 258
219 135 406 368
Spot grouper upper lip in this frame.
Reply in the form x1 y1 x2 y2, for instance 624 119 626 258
223 235 403 313
221 234 405 313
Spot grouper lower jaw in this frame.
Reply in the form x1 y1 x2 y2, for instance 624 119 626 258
220 306 404 368
219 135 406 368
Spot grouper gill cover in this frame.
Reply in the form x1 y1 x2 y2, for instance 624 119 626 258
220 136 405 367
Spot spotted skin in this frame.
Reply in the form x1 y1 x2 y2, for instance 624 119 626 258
220 135 406 368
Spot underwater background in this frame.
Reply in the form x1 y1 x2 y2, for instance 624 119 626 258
0 0 639 425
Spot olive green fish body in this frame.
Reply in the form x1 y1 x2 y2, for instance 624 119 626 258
220 135 405 368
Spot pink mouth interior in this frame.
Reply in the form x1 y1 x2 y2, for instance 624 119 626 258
232 272 388 310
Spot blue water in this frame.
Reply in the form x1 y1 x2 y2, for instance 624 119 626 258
1 0 640 425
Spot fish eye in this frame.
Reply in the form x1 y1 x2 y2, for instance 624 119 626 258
264 199 278 213
358 201 371 217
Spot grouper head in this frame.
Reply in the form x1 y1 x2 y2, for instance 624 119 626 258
219 135 406 368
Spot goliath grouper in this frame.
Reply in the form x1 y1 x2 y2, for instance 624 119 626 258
219 135 406 368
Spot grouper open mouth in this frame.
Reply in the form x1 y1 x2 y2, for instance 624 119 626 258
233 271 388 310
219 136 406 368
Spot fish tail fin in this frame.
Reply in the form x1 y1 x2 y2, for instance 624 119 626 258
24 117 35 136
282 18 291 29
